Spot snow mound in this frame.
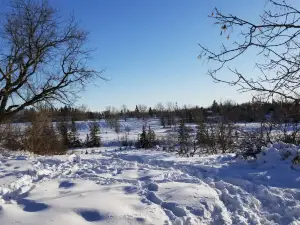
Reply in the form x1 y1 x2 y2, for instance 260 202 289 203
68 153 81 163
255 142 300 169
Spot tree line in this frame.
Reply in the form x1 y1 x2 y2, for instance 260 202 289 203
8 99 300 125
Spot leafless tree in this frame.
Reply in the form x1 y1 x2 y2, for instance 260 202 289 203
120 104 128 120
104 106 119 129
155 102 165 121
166 102 176 127
166 102 175 112
137 104 147 120
111 107 119 116
199 0 300 102
120 104 128 114
0 0 105 122
155 102 165 112
137 104 147 113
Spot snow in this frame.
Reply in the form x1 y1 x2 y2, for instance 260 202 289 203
0 119 300 224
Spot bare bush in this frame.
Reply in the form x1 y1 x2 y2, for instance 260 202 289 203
278 122 300 145
23 112 67 155
195 120 236 155
237 119 276 158
163 132 178 152
120 133 130 147
0 121 23 151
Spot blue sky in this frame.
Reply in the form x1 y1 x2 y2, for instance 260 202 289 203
41 1 267 110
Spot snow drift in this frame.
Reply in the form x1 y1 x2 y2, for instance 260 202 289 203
0 142 299 224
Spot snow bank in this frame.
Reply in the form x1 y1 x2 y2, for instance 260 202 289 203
255 142 300 170
111 144 300 224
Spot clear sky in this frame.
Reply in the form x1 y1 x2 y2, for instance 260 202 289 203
15 0 271 111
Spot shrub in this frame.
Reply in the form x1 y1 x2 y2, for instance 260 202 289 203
88 122 101 147
195 120 236 155
137 125 157 149
68 118 82 148
237 121 273 158
23 112 67 155
178 119 192 155
120 133 129 147
0 122 23 151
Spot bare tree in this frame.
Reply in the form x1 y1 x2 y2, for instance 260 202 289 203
155 102 165 112
137 104 147 113
111 107 119 116
199 0 300 102
137 104 147 120
120 104 128 121
120 104 128 113
0 0 105 122
166 102 175 112
166 102 176 127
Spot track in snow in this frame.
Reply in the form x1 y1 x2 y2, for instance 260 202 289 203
1 148 300 225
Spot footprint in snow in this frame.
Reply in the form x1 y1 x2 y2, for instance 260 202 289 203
186 206 204 216
145 192 187 218
135 217 146 222
74 208 107 222
146 191 162 205
18 199 49 213
59 180 76 189
161 202 187 217
147 182 159 191
123 185 139 194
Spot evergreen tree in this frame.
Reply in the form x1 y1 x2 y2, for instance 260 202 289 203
147 125 156 148
187 110 193 123
135 105 140 118
160 116 166 128
135 105 139 113
211 100 219 114
139 125 148 148
68 118 81 148
148 107 154 117
178 119 190 155
89 122 101 147
85 134 90 147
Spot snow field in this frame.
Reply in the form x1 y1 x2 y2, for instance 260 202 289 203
0 118 300 224
0 143 300 224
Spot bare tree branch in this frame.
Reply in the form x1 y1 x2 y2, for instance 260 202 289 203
0 0 105 122
200 0 300 102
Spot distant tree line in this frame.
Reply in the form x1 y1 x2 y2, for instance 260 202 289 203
7 99 300 125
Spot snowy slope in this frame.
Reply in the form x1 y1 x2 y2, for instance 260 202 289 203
1 143 300 225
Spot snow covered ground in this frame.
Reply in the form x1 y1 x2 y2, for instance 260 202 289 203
1 119 300 224
1 142 300 225
6 118 169 146
8 118 296 147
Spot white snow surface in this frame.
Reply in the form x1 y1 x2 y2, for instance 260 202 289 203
0 142 300 225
